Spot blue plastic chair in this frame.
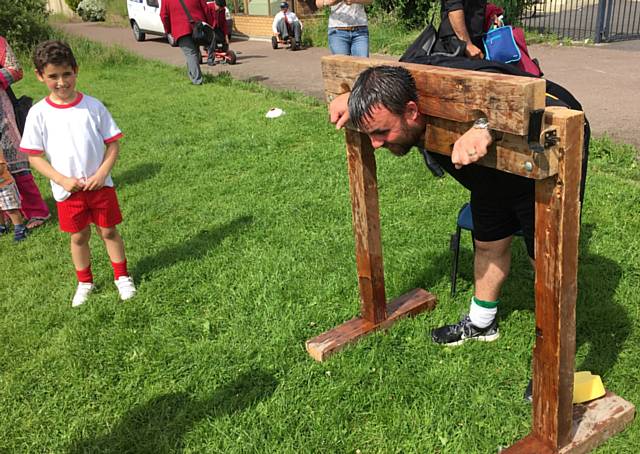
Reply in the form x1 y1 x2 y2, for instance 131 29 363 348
450 203 474 297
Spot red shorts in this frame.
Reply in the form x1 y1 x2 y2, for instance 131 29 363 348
56 186 123 233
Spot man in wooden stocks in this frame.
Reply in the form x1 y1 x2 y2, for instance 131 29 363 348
329 65 533 346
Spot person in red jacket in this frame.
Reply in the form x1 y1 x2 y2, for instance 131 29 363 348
161 0 213 84
205 0 230 65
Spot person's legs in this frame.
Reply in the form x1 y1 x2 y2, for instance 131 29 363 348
328 28 351 55
206 33 217 65
70 226 92 271
5 209 24 225
277 19 289 40
5 208 28 241
96 225 126 263
70 226 94 307
291 21 302 45
432 196 520 345
350 27 369 57
90 187 135 300
473 236 512 302
207 28 227 64
431 238 511 346
0 182 28 241
97 225 136 300
178 35 203 85
13 171 50 227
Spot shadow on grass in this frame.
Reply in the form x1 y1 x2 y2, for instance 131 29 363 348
68 368 278 453
133 215 254 279
573 223 627 375
114 162 162 187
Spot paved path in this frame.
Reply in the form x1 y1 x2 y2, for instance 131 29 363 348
61 22 640 148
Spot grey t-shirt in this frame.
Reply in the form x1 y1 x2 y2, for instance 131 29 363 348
328 3 368 28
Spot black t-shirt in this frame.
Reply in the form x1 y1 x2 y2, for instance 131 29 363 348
438 0 487 49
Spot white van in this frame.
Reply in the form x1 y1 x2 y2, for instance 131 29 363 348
126 0 176 45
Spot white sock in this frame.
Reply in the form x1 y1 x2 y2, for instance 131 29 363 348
468 297 498 328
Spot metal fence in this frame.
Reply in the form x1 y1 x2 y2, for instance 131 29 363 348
518 0 640 43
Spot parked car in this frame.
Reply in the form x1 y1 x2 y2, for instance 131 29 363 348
127 0 234 46
127 0 177 45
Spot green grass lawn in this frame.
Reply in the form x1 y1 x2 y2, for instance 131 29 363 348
2 38 639 453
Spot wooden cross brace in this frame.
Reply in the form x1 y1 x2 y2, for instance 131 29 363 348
307 55 634 453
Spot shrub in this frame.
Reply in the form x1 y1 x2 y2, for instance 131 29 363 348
65 0 82 11
369 0 439 30
497 0 532 24
77 0 107 22
368 0 532 30
0 0 51 54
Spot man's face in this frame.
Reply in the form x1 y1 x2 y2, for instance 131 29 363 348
36 63 78 104
360 104 424 156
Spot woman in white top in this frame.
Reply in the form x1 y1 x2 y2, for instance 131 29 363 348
316 0 372 57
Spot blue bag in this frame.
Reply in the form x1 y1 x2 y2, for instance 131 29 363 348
483 26 521 64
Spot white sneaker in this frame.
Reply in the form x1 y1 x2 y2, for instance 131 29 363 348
115 276 136 301
72 282 94 307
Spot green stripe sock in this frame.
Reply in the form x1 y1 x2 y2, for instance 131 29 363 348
469 296 499 328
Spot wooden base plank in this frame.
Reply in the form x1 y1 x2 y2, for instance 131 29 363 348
559 391 635 454
306 288 436 362
504 392 635 454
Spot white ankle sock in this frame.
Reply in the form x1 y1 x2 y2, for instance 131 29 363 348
468 297 498 328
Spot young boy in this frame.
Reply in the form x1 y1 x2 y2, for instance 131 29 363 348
19 40 136 307
205 0 230 66
0 144 28 241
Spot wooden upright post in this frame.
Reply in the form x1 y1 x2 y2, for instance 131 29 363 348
305 129 437 362
345 128 387 325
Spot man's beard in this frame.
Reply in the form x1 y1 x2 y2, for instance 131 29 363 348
384 118 423 157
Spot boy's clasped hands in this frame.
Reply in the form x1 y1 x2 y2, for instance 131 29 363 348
61 172 107 193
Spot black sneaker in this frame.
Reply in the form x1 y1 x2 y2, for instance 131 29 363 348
431 315 499 346
13 224 28 242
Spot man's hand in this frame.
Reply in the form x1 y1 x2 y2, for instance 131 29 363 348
465 43 484 59
451 127 492 169
84 171 107 191
328 92 350 129
60 176 85 193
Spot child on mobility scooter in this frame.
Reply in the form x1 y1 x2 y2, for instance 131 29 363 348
205 0 236 65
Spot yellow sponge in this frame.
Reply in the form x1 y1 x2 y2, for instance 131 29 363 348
573 371 606 404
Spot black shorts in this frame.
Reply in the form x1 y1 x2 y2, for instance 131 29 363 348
431 153 536 258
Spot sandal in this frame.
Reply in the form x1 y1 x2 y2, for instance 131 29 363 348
26 216 50 230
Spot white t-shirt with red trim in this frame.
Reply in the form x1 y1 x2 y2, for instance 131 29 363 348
19 93 123 202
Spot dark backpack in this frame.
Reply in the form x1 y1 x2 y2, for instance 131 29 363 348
6 86 32 136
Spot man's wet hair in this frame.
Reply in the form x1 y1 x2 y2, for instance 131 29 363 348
348 65 418 130
33 40 78 74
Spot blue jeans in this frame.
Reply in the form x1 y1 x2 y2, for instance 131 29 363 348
328 27 369 57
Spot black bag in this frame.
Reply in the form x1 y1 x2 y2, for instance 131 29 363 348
191 21 213 46
399 24 466 63
6 86 32 136
177 0 213 46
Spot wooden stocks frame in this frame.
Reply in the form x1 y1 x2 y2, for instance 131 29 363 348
307 56 634 453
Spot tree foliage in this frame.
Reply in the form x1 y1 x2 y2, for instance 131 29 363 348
0 0 52 54
65 0 83 11
369 0 439 30
368 0 530 30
